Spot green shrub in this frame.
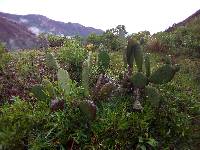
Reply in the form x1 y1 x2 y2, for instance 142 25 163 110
57 40 87 82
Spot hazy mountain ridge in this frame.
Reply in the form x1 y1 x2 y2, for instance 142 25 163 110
0 16 41 50
0 12 104 36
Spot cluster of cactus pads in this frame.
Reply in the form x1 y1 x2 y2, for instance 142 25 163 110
31 52 98 121
124 38 180 111
31 39 180 120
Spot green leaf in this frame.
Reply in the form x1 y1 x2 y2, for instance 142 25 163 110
147 138 158 147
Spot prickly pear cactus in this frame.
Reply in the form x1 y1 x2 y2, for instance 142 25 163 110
131 72 148 88
45 52 59 70
134 44 143 72
149 64 178 84
145 86 160 107
126 38 143 71
144 54 151 77
57 68 71 96
42 79 55 98
126 39 135 68
98 50 110 73
31 84 48 101
82 55 90 96
79 100 97 121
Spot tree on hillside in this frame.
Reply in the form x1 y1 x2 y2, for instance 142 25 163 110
87 33 103 49
103 25 128 51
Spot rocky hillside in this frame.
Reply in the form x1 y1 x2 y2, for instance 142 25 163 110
0 12 104 36
0 16 41 50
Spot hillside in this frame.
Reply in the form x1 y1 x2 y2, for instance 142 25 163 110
0 16 41 50
0 12 104 36
166 9 200 32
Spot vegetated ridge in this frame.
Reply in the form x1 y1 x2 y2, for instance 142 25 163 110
0 12 104 36
166 9 200 32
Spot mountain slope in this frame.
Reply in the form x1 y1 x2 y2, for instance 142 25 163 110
0 16 41 50
0 12 104 36
166 9 200 32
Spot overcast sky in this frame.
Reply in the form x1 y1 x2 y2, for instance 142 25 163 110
0 0 199 34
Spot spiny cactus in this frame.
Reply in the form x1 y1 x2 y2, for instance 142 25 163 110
79 100 97 121
145 86 160 107
31 84 48 101
57 68 71 97
42 79 55 98
45 52 59 70
98 50 110 74
134 44 143 72
126 39 136 68
149 64 179 84
126 38 143 72
82 52 92 97
144 54 151 77
131 72 148 88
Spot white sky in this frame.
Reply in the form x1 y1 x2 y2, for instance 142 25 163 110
0 0 199 34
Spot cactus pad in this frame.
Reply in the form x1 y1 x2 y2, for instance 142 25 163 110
131 72 148 88
31 84 48 101
149 64 178 84
145 86 160 107
57 68 71 96
126 40 135 68
42 79 55 98
45 53 59 70
79 100 97 120
144 54 151 77
82 58 90 96
134 44 143 72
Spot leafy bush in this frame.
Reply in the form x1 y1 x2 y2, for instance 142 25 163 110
0 97 49 149
57 40 87 82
